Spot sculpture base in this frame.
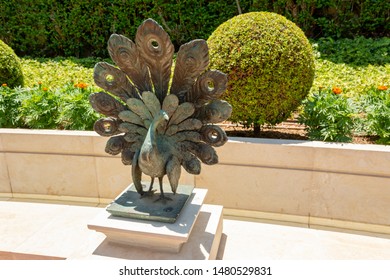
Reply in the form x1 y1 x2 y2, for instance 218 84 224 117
106 183 194 223
88 188 208 253
85 204 223 259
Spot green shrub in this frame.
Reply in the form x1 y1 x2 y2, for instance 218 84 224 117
311 37 390 97
1 82 100 130
56 82 100 130
0 0 240 57
0 84 24 128
20 57 99 90
0 40 24 88
18 85 61 129
268 0 389 38
298 88 355 142
1 1 388 58
357 86 390 144
207 12 315 133
314 37 390 66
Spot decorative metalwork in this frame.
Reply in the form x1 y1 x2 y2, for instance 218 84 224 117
90 19 232 201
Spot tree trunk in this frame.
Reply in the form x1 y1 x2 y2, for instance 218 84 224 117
253 123 261 137
235 0 242 14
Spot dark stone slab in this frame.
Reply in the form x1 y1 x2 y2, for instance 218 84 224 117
106 184 194 223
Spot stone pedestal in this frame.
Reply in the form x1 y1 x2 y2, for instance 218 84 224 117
87 187 223 259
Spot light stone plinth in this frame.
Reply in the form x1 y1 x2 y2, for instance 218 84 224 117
79 204 223 260
88 188 215 254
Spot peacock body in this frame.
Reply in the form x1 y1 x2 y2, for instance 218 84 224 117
90 19 232 201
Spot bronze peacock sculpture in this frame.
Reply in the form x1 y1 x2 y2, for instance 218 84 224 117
90 19 232 202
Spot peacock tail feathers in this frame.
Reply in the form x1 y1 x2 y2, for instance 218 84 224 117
90 18 232 177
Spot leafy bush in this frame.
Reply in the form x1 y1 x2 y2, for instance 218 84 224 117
20 57 100 90
356 86 390 144
0 0 240 57
0 39 24 88
311 37 390 97
18 84 61 129
208 12 315 134
314 37 390 66
0 82 100 130
0 84 24 128
298 88 355 142
1 1 388 58
57 83 100 130
268 0 390 38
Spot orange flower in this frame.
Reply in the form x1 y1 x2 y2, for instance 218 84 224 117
332 87 342 94
1 83 7 87
74 82 88 89
378 85 388 91
42 87 48 91
38 81 43 85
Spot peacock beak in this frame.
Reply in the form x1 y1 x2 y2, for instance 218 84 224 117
162 110 169 121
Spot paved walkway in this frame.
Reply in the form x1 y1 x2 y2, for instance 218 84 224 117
1 200 390 260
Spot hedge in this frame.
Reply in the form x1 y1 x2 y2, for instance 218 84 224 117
0 0 388 58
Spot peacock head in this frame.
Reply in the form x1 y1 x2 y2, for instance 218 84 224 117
156 110 169 123
160 110 169 121
153 110 169 126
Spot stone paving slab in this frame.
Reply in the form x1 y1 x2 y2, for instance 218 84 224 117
2 200 390 260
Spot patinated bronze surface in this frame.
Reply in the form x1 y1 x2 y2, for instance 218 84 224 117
106 184 194 223
90 19 232 202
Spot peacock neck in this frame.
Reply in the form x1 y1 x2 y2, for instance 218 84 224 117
146 111 167 151
148 118 159 150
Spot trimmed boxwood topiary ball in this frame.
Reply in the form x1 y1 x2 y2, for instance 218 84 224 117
0 40 24 88
207 12 315 133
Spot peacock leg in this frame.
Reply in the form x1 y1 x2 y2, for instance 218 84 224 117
132 150 145 196
140 177 157 198
148 177 155 192
154 177 172 202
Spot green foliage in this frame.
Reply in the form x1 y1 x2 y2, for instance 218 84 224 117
208 12 315 128
2 36 389 144
0 85 24 127
298 89 355 142
0 82 100 130
56 83 99 130
311 37 390 97
1 1 388 57
0 40 24 88
18 84 61 129
0 0 240 57
356 86 390 144
267 0 389 38
315 37 390 66
1 56 101 130
20 57 100 90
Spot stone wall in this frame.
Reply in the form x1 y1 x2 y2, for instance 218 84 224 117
1 129 390 229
